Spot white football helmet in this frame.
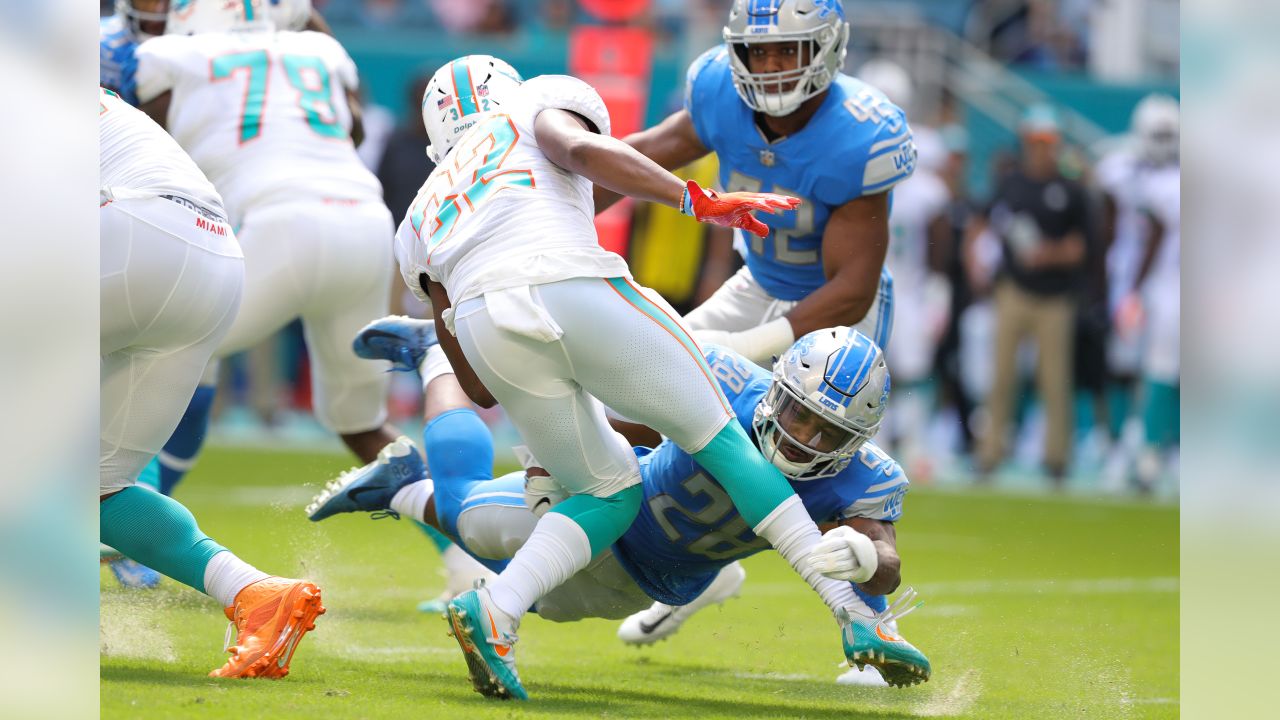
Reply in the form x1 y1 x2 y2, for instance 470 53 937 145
723 0 850 117
753 327 890 480
115 0 169 39
268 0 311 31
422 55 524 164
1132 93 1179 165
857 58 913 113
167 0 274 36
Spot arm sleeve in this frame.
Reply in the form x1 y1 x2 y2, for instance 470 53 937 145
133 37 179 104
858 114 916 197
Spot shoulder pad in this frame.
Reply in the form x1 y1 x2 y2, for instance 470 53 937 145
519 75 611 138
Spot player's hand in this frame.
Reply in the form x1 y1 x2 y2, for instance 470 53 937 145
680 179 800 238
808 525 878 584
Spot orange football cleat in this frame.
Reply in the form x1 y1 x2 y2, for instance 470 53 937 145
209 577 325 679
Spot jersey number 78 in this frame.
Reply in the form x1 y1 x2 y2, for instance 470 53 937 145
210 51 345 144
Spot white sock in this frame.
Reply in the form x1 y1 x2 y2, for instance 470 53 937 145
753 496 872 620
442 543 497 596
390 478 434 523
484 512 591 620
203 550 270 608
419 344 454 392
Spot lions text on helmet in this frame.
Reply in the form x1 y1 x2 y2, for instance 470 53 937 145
754 327 890 480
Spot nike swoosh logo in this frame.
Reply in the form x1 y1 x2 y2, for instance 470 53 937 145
485 607 510 657
347 484 388 503
360 329 406 344
875 624 902 643
638 612 673 635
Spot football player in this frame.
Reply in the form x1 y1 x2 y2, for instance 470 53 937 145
597 0 914 367
100 87 323 678
392 53 903 700
101 1 169 106
133 0 401 483
310 325 930 692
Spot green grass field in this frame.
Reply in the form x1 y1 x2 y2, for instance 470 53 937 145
101 447 1178 719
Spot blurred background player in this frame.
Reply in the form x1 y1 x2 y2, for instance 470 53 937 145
100 87 323 678
134 0 399 484
100 1 169 106
600 0 914 367
311 325 929 689
395 52 899 700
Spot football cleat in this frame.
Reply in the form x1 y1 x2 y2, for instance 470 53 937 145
445 584 527 700
352 315 439 373
305 437 424 521
617 561 746 646
839 587 931 687
107 556 161 589
210 577 325 679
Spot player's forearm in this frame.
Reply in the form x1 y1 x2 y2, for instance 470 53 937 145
857 543 901 596
560 132 686 208
785 277 874 337
595 113 707 213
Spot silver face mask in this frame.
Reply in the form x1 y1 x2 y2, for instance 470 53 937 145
722 0 850 117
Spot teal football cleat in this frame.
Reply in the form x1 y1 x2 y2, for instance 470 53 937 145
445 585 527 700
352 315 439 373
839 587 931 687
305 437 424 521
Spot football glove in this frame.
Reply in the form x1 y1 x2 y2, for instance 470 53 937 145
679 179 799 238
808 525 879 584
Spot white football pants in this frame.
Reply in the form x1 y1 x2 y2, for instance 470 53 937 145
100 195 244 494
209 199 394 433
451 276 733 499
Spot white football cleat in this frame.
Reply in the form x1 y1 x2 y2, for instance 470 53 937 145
836 664 889 687
617 561 746 645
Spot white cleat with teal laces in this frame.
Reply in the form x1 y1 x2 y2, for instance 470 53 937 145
445 584 527 700
351 315 439 373
305 437 424 521
839 587 931 687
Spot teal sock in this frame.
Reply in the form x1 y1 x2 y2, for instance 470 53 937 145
99 486 226 593
1141 379 1180 448
549 485 642 556
1106 382 1135 439
136 457 162 492
414 519 455 552
691 421 792 527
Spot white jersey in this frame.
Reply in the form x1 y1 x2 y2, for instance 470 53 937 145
1096 149 1157 310
884 167 949 291
135 29 381 223
394 75 631 305
1139 165 1180 289
99 87 224 215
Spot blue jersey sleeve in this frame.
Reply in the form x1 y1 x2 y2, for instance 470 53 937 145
99 16 140 107
824 77 917 201
702 344 771 432
683 46 733 153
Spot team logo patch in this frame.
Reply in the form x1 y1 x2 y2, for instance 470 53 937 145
759 148 776 167
477 84 489 98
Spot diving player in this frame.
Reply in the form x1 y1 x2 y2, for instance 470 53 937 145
597 0 915 366
392 53 898 700
308 326 930 691
100 87 323 678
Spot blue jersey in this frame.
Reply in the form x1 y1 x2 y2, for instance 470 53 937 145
612 346 909 606
100 15 140 107
684 47 916 301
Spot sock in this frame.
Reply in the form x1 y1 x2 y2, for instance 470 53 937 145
99 486 226 594
157 384 216 495
753 496 871 620
1141 378 1180 448
690 421 794 527
390 479 435 525
484 511 593 620
419 344 454 391
442 543 498 596
136 456 162 492
202 550 270 608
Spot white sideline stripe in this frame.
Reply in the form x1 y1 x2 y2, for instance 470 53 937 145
732 671 821 682
917 576 1179 596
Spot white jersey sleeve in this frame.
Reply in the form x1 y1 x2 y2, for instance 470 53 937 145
134 30 382 224
99 87 225 214
517 74 612 138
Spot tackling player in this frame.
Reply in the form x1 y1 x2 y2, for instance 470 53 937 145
393 53 903 700
309 325 931 692
598 0 915 366
100 87 323 679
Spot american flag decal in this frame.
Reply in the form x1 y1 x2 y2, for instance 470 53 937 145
437 94 453 110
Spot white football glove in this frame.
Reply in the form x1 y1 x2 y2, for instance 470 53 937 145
808 525 878 584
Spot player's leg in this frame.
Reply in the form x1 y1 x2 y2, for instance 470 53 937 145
1136 280 1180 492
1034 294 1075 483
100 198 322 678
977 280 1026 476
546 277 874 621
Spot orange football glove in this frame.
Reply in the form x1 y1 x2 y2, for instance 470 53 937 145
679 179 800 238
